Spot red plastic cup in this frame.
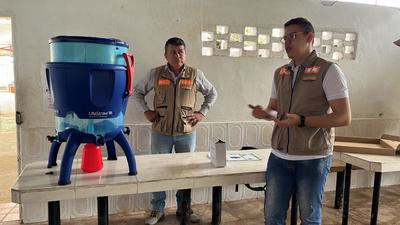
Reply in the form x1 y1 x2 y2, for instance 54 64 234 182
81 143 103 173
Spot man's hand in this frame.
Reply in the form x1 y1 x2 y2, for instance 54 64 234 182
186 111 204 126
274 113 300 128
248 104 275 120
144 110 159 123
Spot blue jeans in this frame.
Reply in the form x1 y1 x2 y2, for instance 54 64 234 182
264 153 332 225
150 131 196 213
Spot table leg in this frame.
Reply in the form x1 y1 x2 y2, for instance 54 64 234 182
180 189 191 225
335 171 345 209
370 172 382 225
342 163 352 225
48 201 60 225
212 186 222 225
97 196 109 225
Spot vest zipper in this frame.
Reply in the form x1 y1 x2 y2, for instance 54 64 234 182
287 84 293 153
286 69 300 153
171 79 179 135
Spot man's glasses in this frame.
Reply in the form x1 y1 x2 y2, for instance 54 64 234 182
281 32 305 43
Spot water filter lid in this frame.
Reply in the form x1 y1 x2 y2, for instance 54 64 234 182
49 36 129 48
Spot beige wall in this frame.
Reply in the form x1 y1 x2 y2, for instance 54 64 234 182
0 0 399 128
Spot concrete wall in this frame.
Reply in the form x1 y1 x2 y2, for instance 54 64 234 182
0 0 399 222
2 0 400 128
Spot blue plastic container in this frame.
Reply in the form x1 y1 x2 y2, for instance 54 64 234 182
54 111 124 137
46 62 132 136
49 36 129 65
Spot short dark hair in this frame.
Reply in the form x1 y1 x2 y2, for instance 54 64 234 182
165 37 186 51
284 17 315 33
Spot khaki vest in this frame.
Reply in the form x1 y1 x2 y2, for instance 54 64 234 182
152 65 197 135
271 51 335 155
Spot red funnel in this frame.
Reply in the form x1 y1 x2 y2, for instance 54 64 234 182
81 144 103 173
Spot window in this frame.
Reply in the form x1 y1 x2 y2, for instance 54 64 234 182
332 52 344 60
272 28 284 38
258 34 270 45
321 45 332 54
313 37 321 47
244 26 257 36
201 31 214 42
200 24 357 61
230 33 243 42
244 41 257 51
216 40 228 50
338 0 376 4
334 0 400 8
345 33 357 41
322 31 333 40
271 43 283 52
345 45 355 54
202 47 213 56
258 49 270 58
333 39 344 47
377 0 400 8
216 25 229 35
229 48 243 57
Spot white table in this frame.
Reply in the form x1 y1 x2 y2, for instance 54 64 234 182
12 149 270 225
334 151 400 225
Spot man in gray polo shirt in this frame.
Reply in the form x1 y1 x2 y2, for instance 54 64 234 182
133 37 217 225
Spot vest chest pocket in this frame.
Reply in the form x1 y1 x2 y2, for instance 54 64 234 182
155 78 172 105
180 79 193 90
179 87 196 107
154 88 167 105
301 74 318 81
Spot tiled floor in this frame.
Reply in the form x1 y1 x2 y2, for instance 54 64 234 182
0 202 19 223
2 185 400 225
0 111 18 204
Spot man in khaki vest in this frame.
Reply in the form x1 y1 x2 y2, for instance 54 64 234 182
133 37 217 225
249 18 351 225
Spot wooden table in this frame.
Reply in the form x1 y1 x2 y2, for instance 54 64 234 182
11 149 270 225
334 151 400 225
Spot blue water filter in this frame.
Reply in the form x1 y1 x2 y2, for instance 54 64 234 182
49 36 129 65
45 36 137 185
46 62 129 137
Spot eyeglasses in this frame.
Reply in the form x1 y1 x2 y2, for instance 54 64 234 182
280 32 305 43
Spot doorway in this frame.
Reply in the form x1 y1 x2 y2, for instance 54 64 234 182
0 16 17 204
